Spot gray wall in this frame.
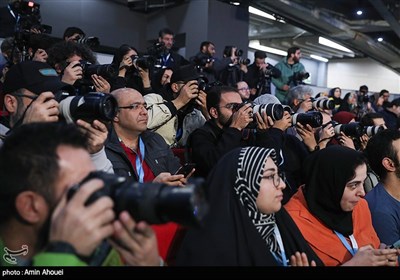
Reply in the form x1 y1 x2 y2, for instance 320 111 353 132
1 0 249 57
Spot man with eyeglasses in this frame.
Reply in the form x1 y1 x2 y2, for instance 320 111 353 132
105 87 190 264
1 60 113 173
236 80 251 101
188 86 272 179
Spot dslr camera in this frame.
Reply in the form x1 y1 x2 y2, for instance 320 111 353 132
311 97 335 110
76 36 100 49
292 111 323 128
67 171 208 227
131 55 155 70
333 121 384 138
234 101 284 129
78 60 116 80
57 91 118 124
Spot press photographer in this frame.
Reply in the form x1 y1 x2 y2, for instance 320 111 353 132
1 60 114 173
47 40 113 95
218 45 250 87
110 43 163 94
244 50 281 98
272 46 307 104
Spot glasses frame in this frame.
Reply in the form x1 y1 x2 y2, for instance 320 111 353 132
262 171 286 189
118 102 148 111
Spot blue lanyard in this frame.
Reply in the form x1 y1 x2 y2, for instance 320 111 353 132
135 137 145 182
334 231 358 256
273 225 288 266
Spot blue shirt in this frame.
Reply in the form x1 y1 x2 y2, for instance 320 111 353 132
365 183 400 247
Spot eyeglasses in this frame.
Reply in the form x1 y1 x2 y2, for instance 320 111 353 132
118 102 148 111
238 87 250 91
219 102 242 110
11 93 38 100
262 171 286 189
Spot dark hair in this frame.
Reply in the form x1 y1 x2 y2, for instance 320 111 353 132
379 89 389 97
63 26 85 39
364 129 400 180
200 41 214 51
328 87 341 98
111 44 138 67
0 122 88 224
359 85 368 93
390 98 400 107
254 50 266 59
206 86 239 116
360 112 384 127
159 27 174 38
46 41 97 69
287 47 300 59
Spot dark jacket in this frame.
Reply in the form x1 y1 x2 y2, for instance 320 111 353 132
188 120 268 178
105 127 180 181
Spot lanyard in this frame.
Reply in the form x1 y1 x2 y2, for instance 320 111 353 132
135 137 145 182
334 231 358 256
273 225 288 266
119 137 146 182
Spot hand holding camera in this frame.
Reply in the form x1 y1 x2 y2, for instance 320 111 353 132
230 102 253 131
22 91 60 124
61 60 83 85
50 177 115 257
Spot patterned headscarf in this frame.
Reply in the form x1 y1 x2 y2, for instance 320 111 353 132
233 147 281 260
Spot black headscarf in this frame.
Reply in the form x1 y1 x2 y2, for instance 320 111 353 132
303 145 366 236
176 146 322 266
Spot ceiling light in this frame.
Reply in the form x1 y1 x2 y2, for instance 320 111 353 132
318 37 354 53
377 37 383 42
310 54 328 63
356 10 363 15
230 1 240 6
249 40 287 56
249 6 276 20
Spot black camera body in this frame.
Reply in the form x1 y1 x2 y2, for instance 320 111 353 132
292 111 323 128
147 42 166 57
292 71 310 82
193 53 214 67
67 171 208 227
58 91 118 124
131 55 155 70
78 60 116 80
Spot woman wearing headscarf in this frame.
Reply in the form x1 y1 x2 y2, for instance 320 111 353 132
285 146 399 266
110 44 153 94
176 146 322 266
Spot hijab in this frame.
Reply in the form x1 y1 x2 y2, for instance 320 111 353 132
233 147 281 260
303 145 366 236
176 146 322 266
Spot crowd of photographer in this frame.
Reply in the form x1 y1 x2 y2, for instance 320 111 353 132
1 0 400 268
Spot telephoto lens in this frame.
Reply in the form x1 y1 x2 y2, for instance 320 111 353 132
333 122 363 138
312 98 335 110
292 111 323 128
252 103 284 121
363 125 385 137
59 92 118 124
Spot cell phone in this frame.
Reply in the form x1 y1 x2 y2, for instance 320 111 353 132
174 163 196 177
389 239 400 249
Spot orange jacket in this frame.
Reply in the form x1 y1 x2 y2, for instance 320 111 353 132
284 188 380 266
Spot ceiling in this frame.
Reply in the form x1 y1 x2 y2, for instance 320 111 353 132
110 0 400 74
246 0 400 73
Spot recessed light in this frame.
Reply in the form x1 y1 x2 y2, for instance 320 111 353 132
377 37 383 42
356 10 363 15
230 1 240 5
